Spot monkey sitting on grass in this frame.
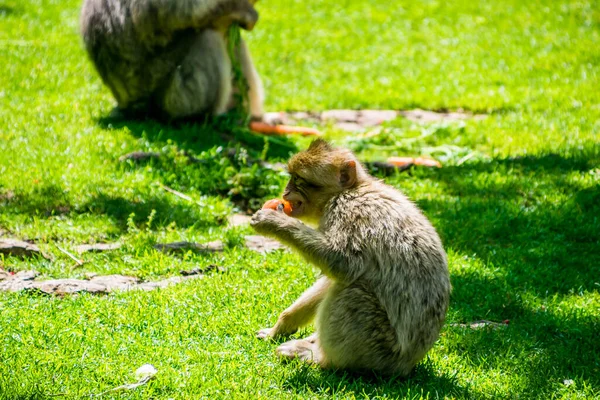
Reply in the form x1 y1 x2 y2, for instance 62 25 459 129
251 140 451 376
80 0 264 121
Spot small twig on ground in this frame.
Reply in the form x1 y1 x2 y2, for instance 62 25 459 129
158 183 193 202
91 375 154 397
456 152 477 166
48 376 154 398
55 245 84 268
449 320 510 329
49 365 157 398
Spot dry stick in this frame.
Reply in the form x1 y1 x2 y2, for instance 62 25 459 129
91 376 154 397
55 244 84 267
48 376 154 398
456 152 477 166
157 183 193 202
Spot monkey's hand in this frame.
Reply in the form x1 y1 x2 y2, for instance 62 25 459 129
256 327 277 340
232 4 259 31
214 2 258 32
251 209 297 238
257 324 298 341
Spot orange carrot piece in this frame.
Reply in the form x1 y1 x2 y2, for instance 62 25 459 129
262 199 283 210
249 121 322 137
262 199 293 216
386 157 414 168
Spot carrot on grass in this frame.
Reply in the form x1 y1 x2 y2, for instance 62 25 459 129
387 156 442 168
249 121 322 137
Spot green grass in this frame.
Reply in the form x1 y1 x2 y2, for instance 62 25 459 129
1 0 599 398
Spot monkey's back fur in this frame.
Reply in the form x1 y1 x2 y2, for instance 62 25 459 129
316 180 450 374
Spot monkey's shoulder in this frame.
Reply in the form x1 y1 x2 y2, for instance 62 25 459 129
328 184 415 221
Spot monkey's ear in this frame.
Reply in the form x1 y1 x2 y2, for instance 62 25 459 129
339 160 357 188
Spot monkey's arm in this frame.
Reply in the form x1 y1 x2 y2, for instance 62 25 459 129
251 210 363 283
130 0 258 34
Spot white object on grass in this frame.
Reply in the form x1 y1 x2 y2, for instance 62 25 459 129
135 364 158 380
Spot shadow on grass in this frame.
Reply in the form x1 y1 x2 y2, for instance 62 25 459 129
97 113 298 213
418 147 600 297
0 185 227 233
283 360 469 399
0 184 71 217
79 191 227 230
405 145 599 395
445 274 599 394
2 113 299 232
97 113 298 159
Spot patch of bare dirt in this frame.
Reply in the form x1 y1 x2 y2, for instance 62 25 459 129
244 235 287 254
227 214 252 227
118 151 161 162
263 109 485 132
0 189 15 202
0 266 223 296
154 240 225 254
154 235 287 254
76 243 122 253
0 239 42 258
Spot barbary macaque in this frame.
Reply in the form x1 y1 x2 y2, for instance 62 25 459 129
251 140 451 376
80 0 264 120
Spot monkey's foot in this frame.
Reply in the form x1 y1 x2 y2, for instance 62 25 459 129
304 333 318 343
276 339 322 365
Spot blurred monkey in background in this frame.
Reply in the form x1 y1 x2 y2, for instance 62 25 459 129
80 0 264 120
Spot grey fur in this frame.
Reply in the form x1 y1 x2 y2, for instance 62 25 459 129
252 141 451 376
80 0 264 119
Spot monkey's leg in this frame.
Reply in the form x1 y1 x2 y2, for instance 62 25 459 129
236 39 323 135
158 30 232 119
257 276 331 340
317 282 406 374
237 38 264 119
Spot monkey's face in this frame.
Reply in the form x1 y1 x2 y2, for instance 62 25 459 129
283 172 324 220
284 164 357 222
285 139 362 222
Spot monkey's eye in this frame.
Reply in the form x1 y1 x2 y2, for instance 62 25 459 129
305 180 322 190
297 177 321 190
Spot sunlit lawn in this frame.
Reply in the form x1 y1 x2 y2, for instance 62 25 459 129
0 0 599 398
